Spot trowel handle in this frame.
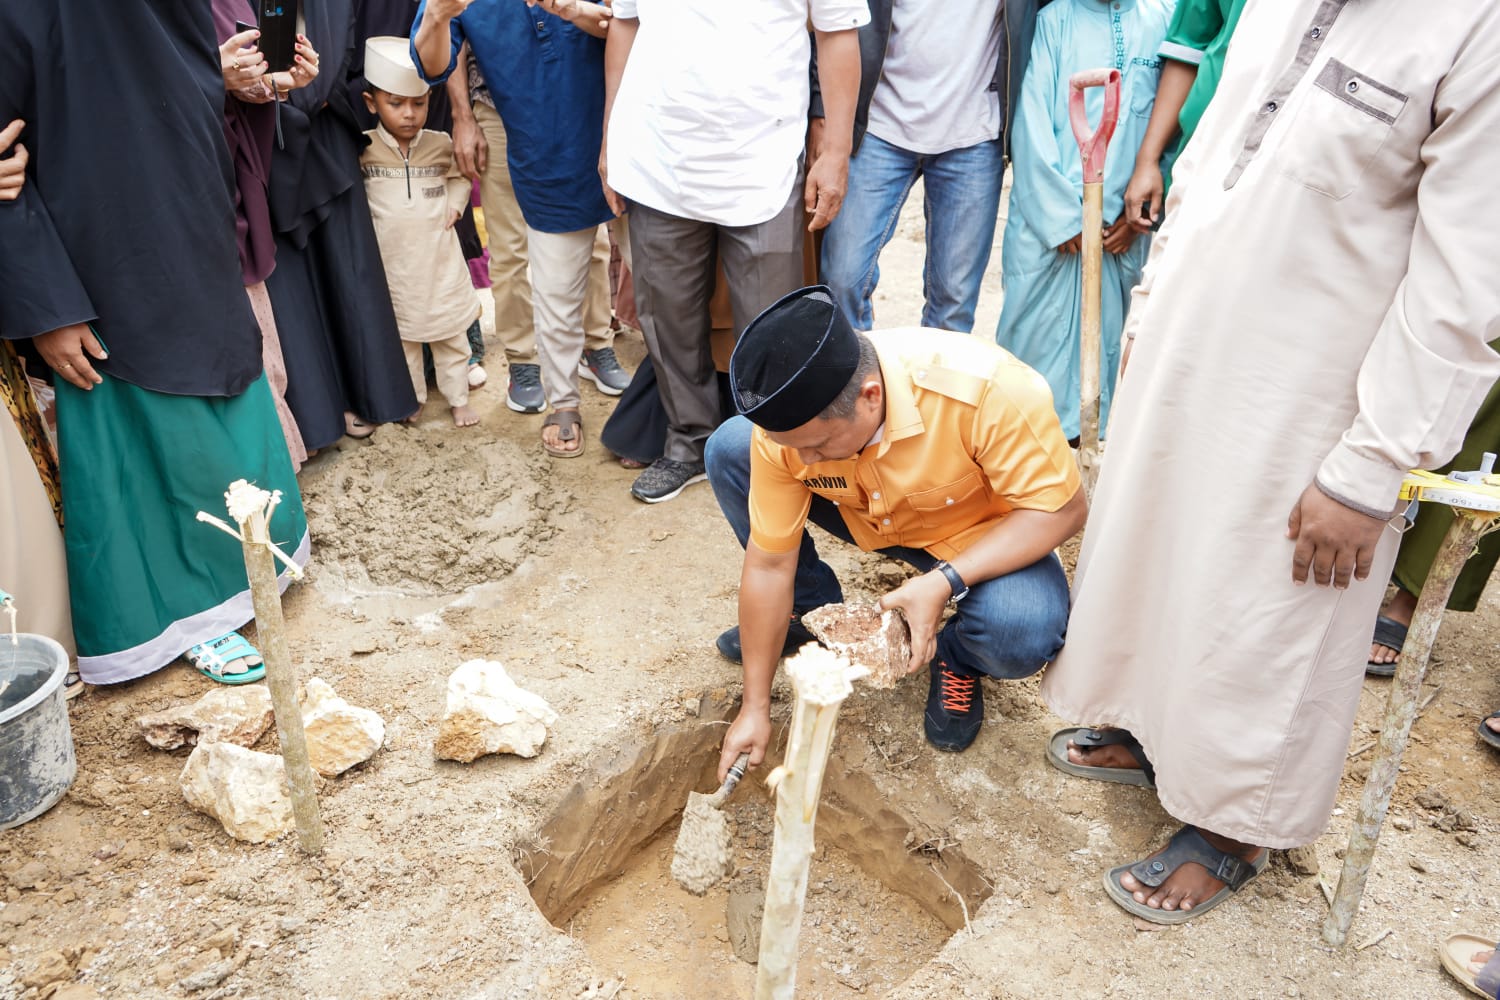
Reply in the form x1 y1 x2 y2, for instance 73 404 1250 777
707 752 751 809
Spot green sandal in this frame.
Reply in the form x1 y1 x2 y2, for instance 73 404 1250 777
185 632 265 685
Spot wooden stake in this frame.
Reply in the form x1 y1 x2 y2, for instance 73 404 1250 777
1323 509 1494 944
240 506 324 855
199 482 322 855
755 648 866 1000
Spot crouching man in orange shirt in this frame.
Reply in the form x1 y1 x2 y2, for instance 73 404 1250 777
707 285 1088 777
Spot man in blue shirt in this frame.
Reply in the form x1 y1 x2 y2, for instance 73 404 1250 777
414 0 613 458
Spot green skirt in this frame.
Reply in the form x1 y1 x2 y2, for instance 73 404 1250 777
55 372 308 684
1392 354 1500 612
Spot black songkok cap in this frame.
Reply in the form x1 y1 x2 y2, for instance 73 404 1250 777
730 285 860 432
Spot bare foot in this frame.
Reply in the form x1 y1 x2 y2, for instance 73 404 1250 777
1118 828 1264 913
1487 716 1500 735
1470 948 1495 976
451 403 479 427
1370 586 1416 664
400 404 423 426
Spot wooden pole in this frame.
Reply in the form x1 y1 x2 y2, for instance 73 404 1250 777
1323 510 1494 944
1078 178 1103 498
755 648 866 1000
1066 69 1121 501
240 506 324 855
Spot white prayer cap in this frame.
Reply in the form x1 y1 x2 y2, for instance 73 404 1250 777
364 36 429 98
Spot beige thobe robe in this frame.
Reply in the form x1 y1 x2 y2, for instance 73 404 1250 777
360 126 480 345
0 413 73 655
1041 0 1500 848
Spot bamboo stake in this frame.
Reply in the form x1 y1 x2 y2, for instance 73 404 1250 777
755 647 868 1000
198 481 323 855
1324 508 1496 944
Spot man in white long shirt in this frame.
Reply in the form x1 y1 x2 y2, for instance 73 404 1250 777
601 0 866 503
1041 0 1500 924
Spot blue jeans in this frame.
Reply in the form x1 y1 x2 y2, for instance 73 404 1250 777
705 416 1069 679
820 133 1006 333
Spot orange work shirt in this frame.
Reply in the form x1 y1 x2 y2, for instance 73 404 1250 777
748 329 1080 560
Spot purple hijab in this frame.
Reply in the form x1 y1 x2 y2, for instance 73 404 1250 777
212 0 277 285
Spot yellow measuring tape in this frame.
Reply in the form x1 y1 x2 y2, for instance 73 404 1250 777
1398 456 1500 513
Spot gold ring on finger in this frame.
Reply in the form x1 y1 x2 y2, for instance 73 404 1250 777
60 363 73 369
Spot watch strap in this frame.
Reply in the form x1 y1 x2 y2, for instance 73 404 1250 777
933 560 968 601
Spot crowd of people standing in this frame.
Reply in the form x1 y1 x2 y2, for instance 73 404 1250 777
3 0 1500 973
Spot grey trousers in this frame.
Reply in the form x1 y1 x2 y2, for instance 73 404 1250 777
627 175 805 464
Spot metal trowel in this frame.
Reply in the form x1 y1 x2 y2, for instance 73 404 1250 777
670 752 750 895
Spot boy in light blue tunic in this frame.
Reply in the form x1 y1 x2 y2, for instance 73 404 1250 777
996 0 1175 442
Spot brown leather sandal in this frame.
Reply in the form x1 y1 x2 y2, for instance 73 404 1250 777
541 409 584 458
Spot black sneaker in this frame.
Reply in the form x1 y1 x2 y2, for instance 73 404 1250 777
579 347 631 395
715 615 819 664
630 457 707 503
924 659 984 752
506 363 545 413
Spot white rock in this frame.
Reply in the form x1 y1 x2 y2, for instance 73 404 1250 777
139 686 274 750
180 742 295 843
300 678 384 777
433 660 557 762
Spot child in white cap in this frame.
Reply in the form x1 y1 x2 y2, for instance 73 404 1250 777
360 36 481 427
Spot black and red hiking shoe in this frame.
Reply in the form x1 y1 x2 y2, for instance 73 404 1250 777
924 659 984 752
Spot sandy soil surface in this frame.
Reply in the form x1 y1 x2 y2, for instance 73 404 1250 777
2 188 1497 1000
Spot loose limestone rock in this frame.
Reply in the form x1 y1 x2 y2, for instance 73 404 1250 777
180 742 303 843
802 601 911 689
138 686 274 750
434 660 557 762
300 678 384 776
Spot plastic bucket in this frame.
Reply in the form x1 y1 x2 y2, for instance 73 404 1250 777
0 634 77 829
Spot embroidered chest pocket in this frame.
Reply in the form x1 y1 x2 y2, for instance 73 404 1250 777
905 471 989 530
1279 58 1407 200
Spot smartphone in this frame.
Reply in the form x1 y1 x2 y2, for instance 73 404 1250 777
249 0 299 74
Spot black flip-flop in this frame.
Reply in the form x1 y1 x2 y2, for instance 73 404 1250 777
1047 726 1156 788
1103 825 1267 925
1479 712 1500 752
1367 615 1407 677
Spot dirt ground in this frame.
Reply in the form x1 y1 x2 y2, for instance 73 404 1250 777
3 189 1498 1000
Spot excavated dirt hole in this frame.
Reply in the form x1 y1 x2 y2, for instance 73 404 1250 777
519 694 992 997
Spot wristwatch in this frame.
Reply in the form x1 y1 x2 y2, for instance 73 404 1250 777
932 561 969 603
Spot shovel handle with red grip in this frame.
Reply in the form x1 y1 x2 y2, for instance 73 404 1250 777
1069 68 1122 184
1067 68 1121 500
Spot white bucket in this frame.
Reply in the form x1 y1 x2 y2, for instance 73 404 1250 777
0 633 77 829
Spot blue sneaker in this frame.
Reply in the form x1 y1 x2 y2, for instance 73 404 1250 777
924 659 984 752
579 347 630 395
506 363 545 413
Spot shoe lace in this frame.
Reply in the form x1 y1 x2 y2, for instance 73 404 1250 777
938 667 975 713
511 364 541 387
588 347 620 369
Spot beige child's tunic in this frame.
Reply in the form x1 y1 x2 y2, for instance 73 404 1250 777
1041 0 1500 848
360 126 480 345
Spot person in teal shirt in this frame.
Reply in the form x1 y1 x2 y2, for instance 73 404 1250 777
995 0 1175 442
1122 0 1248 231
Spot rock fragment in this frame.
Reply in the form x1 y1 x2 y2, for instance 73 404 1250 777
180 743 306 843
138 687 274 750
300 679 384 776
22 950 71 989
802 602 911 689
1284 845 1320 876
434 660 557 762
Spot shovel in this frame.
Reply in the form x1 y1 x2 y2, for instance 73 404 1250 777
1068 68 1122 501
671 751 750 895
